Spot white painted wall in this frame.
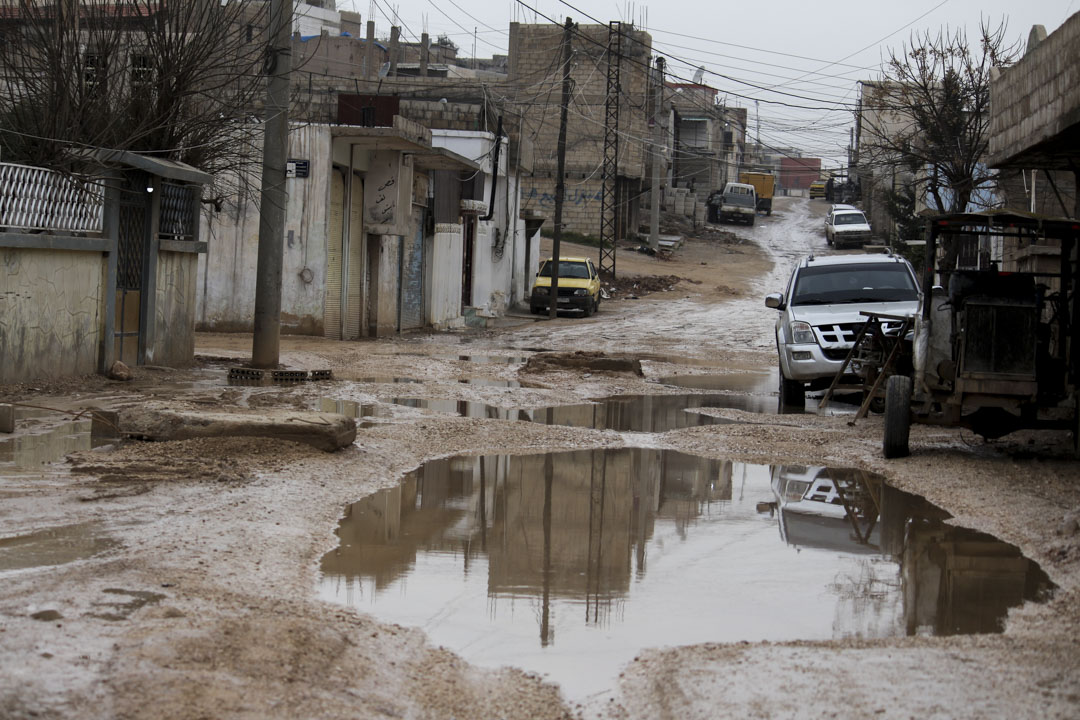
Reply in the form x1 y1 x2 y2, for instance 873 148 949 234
197 124 332 333
430 129 536 316
429 222 464 329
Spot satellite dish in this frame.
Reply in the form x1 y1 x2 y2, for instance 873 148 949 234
692 66 705 84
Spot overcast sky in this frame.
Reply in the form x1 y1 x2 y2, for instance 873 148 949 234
340 0 1076 167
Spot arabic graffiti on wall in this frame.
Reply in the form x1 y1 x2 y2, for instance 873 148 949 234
368 174 397 225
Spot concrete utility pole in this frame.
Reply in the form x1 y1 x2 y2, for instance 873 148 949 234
420 31 430 77
388 26 400 77
251 0 294 368
649 56 664 250
549 16 573 320
364 20 376 79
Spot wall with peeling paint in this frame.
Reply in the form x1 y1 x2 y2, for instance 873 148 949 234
0 248 103 382
151 250 199 367
428 223 464 329
196 124 332 334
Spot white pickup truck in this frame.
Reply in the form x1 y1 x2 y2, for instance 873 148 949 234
712 182 757 226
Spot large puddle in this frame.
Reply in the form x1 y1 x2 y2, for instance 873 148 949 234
319 449 1052 701
356 394 753 430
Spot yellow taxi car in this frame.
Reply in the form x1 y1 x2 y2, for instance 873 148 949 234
529 256 601 316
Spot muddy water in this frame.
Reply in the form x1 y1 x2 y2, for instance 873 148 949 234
0 419 97 477
357 394 743 430
0 523 119 572
319 449 1051 701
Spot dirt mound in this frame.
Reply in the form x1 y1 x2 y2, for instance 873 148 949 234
523 350 644 376
603 274 688 299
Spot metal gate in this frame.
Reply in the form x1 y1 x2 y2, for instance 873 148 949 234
115 172 150 364
399 207 425 330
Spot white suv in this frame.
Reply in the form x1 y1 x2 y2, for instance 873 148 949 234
766 253 920 406
825 205 872 248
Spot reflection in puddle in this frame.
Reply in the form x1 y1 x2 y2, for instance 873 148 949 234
320 450 1052 700
657 370 776 393
365 394 746 431
0 522 119 572
0 420 99 476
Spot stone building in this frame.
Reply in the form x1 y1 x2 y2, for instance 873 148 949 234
987 15 1080 275
508 22 652 240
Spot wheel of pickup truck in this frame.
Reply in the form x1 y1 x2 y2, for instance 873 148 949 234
883 374 912 458
779 367 804 411
748 215 756 226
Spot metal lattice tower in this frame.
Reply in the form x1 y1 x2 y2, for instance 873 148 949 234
598 21 622 278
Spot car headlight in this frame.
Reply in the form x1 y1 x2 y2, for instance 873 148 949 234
572 288 587 296
533 287 549 296
790 321 816 344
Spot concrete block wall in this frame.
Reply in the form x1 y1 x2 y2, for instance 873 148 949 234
509 23 652 235
989 12 1080 165
0 248 104 383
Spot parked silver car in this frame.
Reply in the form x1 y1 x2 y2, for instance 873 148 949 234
766 253 920 407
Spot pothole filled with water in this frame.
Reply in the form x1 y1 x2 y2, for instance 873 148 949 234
355 394 748 430
319 449 1052 701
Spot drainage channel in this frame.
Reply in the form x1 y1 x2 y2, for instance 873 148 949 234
319 448 1052 702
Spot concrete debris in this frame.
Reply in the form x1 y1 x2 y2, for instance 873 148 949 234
119 407 357 452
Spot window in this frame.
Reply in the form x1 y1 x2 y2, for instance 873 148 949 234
131 54 153 87
84 53 104 92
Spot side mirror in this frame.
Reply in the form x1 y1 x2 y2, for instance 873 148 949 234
765 293 785 310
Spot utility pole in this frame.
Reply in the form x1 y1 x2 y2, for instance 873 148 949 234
251 0 293 368
420 31 430 77
549 16 573 320
649 56 664 250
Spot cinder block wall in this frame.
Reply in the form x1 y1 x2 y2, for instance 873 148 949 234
510 23 652 236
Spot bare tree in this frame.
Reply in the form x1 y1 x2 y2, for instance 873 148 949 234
858 21 1023 216
0 0 277 197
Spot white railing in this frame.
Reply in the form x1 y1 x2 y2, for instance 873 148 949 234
0 162 104 233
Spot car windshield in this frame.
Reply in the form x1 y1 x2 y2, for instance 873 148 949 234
538 261 591 279
791 263 917 305
834 212 867 225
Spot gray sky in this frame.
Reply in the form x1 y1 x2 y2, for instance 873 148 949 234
343 0 1076 167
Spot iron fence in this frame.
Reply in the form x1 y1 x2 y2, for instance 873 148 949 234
0 162 104 232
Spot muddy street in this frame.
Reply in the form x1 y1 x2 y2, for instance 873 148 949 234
2 197 1080 719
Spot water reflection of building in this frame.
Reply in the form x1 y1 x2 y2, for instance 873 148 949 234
769 465 1052 636
320 448 730 640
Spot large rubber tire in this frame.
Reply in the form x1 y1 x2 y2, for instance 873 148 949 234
593 296 600 314
779 367 804 410
883 375 912 458
748 215 756 226
583 299 593 318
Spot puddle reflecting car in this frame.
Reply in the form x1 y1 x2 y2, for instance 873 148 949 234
770 465 882 554
765 253 919 406
825 205 873 249
530 256 601 316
